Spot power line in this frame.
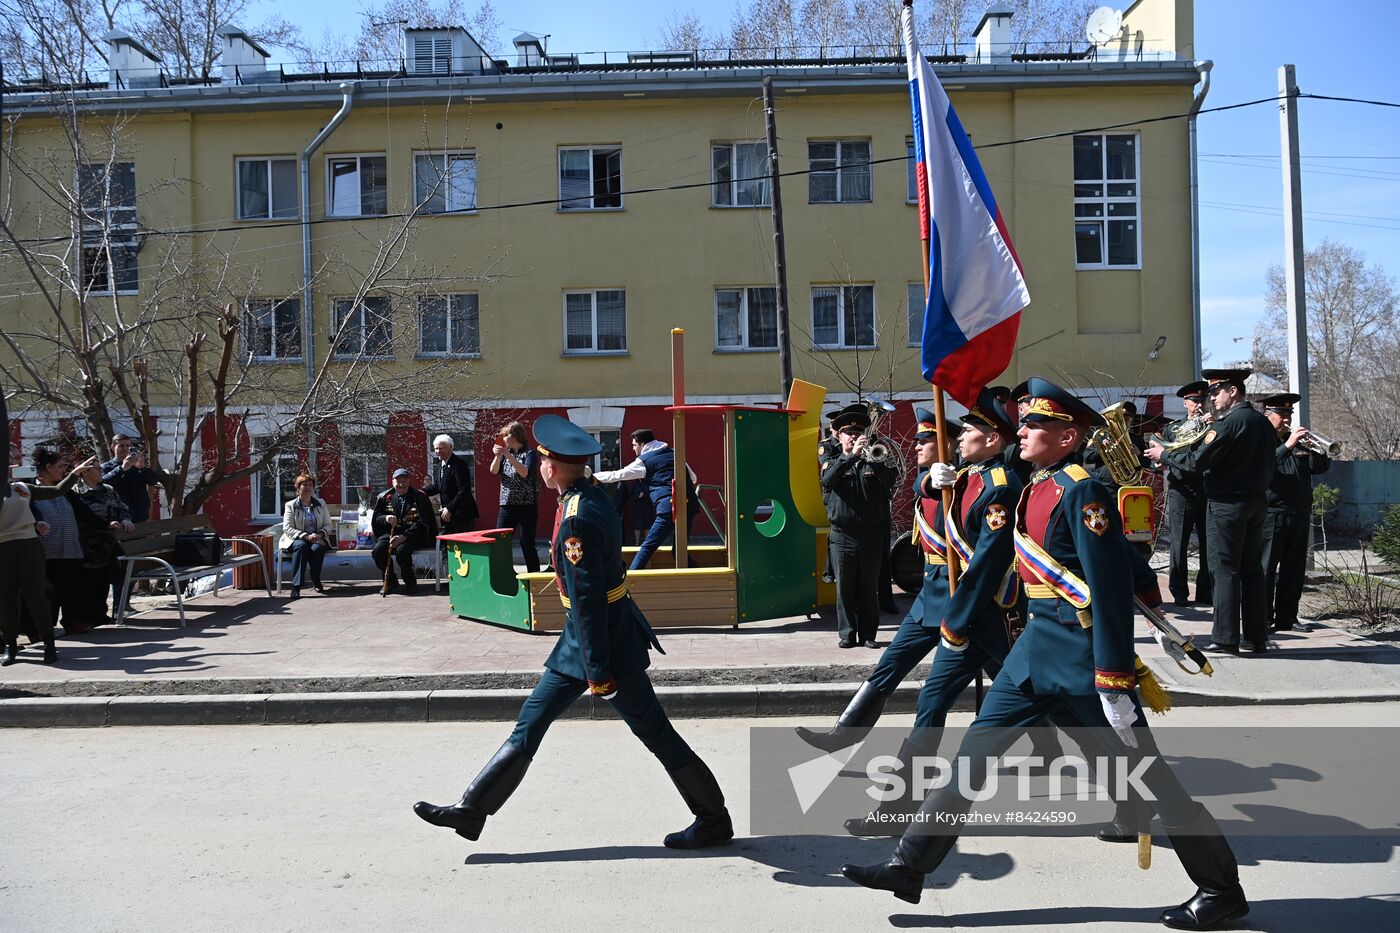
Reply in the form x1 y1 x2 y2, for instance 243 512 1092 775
1299 92 1400 109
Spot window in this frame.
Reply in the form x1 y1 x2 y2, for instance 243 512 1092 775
711 142 769 207
907 282 924 347
327 154 387 216
418 294 480 356
812 284 876 349
333 296 393 357
341 434 387 504
237 157 297 220
808 139 871 204
252 437 297 518
559 147 622 210
715 287 777 350
78 161 137 294
1073 134 1139 268
906 137 918 203
590 430 622 474
411 35 452 74
413 152 476 214
244 298 302 361
563 289 627 354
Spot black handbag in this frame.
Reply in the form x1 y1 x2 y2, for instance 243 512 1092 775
172 530 222 566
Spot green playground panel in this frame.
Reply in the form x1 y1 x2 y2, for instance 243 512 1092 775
731 409 817 622
443 530 533 631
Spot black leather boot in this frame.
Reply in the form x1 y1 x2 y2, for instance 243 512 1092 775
42 638 58 665
1097 797 1141 843
413 740 532 841
841 825 959 904
795 681 887 753
663 757 734 849
1159 804 1248 930
844 736 937 836
1 639 17 667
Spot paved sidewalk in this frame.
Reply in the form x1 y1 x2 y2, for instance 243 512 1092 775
3 577 1399 712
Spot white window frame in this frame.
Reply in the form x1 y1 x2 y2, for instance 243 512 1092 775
558 146 623 211
907 281 924 348
413 150 477 214
341 433 388 505
710 141 770 207
1073 132 1142 270
332 296 394 359
811 284 877 350
807 138 872 204
417 293 481 358
78 161 138 296
251 436 298 520
326 153 388 217
714 286 778 352
236 156 298 221
244 297 303 362
562 289 628 355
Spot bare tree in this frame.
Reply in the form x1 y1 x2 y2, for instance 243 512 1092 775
135 0 305 77
1256 239 1400 460
321 0 501 66
0 92 505 515
652 9 723 52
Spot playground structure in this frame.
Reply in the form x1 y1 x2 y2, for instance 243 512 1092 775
439 329 833 632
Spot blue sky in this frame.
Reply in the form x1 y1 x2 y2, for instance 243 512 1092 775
273 0 1400 364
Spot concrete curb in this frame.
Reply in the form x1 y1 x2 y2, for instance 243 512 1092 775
3 681 1398 728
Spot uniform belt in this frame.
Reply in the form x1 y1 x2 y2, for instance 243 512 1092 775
559 580 630 609
1022 583 1094 629
925 553 946 565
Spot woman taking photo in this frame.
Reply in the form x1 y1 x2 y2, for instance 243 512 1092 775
280 474 332 599
490 421 540 573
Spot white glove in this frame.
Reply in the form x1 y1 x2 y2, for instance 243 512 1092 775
1151 625 1188 664
1100 693 1139 749
927 462 957 489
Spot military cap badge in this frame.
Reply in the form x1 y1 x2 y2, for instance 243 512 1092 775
986 504 1008 530
1082 503 1109 536
564 537 584 565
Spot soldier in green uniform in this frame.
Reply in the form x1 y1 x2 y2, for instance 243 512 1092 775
841 378 1248 931
1162 382 1213 605
1146 369 1276 654
822 403 898 648
413 415 733 851
1257 393 1329 632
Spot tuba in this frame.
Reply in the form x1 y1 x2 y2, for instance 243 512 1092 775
1087 402 1146 487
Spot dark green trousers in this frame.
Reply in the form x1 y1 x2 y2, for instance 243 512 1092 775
1261 506 1309 630
831 528 883 643
1207 495 1269 647
1166 487 1212 604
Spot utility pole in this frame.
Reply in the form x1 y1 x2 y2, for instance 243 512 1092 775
762 77 793 401
1278 64 1309 427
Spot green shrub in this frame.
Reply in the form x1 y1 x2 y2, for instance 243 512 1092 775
1372 503 1400 570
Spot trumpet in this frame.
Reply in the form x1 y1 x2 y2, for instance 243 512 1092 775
1299 430 1342 458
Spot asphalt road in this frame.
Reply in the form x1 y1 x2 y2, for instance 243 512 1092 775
3 704 1397 932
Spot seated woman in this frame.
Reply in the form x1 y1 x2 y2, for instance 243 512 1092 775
280 474 332 599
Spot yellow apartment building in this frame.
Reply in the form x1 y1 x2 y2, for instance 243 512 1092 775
0 0 1207 535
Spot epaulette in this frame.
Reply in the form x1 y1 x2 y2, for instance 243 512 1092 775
564 495 582 520
989 467 1008 488
1062 464 1090 482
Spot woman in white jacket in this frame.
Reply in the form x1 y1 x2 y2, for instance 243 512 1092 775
280 475 332 599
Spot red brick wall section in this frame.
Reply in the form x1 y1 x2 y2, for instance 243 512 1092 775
201 415 251 536
386 411 427 489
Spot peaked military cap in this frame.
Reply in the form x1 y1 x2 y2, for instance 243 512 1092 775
1010 379 1031 403
1020 376 1104 430
1201 368 1251 393
533 414 602 464
1258 392 1300 412
960 388 1015 437
988 385 1011 404
1176 380 1208 400
391 467 411 479
829 403 871 432
1120 400 1139 417
913 406 938 441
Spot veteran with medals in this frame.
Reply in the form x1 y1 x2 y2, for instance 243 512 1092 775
841 379 1248 932
414 416 733 851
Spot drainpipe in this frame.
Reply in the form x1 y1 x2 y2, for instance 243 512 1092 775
300 81 356 476
1187 61 1213 375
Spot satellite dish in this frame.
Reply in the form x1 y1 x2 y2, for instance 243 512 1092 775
1085 6 1123 44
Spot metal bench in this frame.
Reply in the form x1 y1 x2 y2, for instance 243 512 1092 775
114 515 271 627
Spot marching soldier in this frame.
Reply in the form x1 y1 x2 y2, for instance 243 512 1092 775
413 416 733 850
822 403 898 648
1163 382 1213 606
1146 369 1276 654
1258 393 1329 632
841 378 1249 931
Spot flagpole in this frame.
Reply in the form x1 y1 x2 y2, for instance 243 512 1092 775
905 0 961 595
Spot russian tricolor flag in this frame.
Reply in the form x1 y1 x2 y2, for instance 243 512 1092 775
903 2 1030 408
